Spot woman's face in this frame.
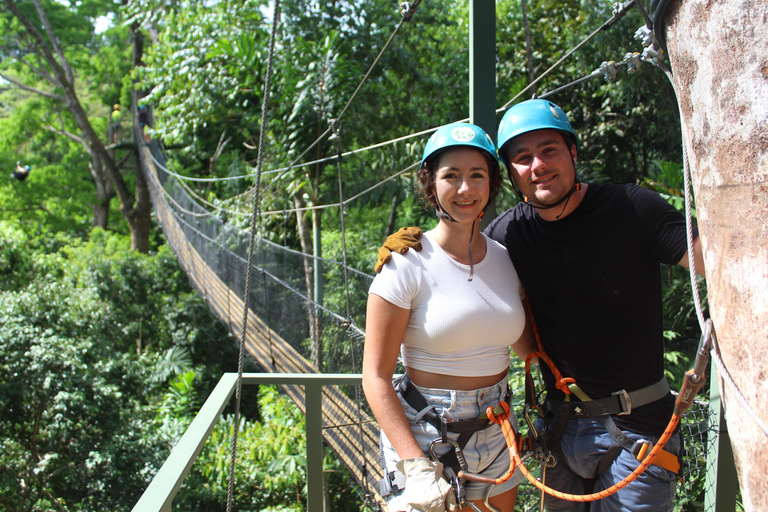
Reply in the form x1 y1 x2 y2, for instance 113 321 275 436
434 147 491 224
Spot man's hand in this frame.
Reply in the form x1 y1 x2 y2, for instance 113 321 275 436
396 457 456 512
374 227 423 273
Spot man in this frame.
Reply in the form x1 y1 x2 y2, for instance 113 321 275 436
376 99 705 511
11 161 31 181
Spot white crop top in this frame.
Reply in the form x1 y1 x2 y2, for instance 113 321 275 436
368 231 526 377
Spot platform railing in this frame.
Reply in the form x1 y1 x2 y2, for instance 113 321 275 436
131 373 364 512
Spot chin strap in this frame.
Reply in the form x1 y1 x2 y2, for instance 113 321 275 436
467 213 484 282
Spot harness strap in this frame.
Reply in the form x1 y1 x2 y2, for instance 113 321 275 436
395 373 503 443
545 377 681 476
378 373 509 498
547 377 670 417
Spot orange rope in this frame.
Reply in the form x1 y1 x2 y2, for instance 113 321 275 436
460 402 682 502
461 305 701 502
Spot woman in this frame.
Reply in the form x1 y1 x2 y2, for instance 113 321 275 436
363 122 536 512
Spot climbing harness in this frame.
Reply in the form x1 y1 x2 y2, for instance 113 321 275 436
455 313 714 507
378 373 513 511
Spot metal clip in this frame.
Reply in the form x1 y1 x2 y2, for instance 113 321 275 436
624 52 643 73
691 318 714 383
429 438 469 506
400 2 416 21
599 60 620 82
634 25 655 47
612 388 632 415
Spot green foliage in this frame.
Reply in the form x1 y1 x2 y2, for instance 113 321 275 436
0 226 252 510
0 253 166 510
169 385 308 511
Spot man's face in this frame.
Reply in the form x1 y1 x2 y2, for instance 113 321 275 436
505 129 577 206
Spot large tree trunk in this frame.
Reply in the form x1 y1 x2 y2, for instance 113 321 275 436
663 1 768 510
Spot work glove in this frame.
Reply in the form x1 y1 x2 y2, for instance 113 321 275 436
374 226 423 273
396 457 457 512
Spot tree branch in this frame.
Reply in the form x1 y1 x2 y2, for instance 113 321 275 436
2 0 64 87
43 124 87 148
32 0 75 85
0 71 63 101
13 49 58 84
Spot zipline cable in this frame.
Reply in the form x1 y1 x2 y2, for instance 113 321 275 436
499 0 636 111
226 0 281 510
266 1 423 190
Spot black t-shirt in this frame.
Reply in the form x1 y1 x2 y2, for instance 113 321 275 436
485 183 694 435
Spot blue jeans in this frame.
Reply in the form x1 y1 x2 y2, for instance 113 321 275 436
537 416 680 512
381 377 523 509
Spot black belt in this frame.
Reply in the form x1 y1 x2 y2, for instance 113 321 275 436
546 377 670 418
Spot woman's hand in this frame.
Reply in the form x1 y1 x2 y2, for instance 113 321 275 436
396 457 457 512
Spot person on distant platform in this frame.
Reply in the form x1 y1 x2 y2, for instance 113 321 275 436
363 122 536 512
11 161 31 181
111 104 122 143
138 104 151 143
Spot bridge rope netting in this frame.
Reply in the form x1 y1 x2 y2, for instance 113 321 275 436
130 0 757 509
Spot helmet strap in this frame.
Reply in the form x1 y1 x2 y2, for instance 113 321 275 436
467 218 477 282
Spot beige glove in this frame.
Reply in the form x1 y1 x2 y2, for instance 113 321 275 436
396 457 457 512
374 227 423 273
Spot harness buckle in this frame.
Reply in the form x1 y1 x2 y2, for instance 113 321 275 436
612 389 632 415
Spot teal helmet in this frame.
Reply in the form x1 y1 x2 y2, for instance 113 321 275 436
497 99 577 168
421 122 498 169
25 165 30 171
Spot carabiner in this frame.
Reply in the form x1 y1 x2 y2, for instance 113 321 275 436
429 438 469 506
691 318 714 383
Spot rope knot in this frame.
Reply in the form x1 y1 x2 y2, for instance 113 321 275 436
486 401 510 425
556 377 576 395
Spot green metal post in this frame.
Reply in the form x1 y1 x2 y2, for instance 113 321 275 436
305 382 325 512
704 364 739 511
469 0 497 134
470 0 497 227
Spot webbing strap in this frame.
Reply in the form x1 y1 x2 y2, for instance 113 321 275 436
547 377 670 417
394 374 500 447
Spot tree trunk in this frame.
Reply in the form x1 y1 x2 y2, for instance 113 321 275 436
663 1 768 510
132 150 152 253
89 151 113 229
293 194 322 371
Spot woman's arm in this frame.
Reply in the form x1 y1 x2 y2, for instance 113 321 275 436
362 293 424 460
511 298 538 361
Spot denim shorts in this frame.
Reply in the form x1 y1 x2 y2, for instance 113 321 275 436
536 416 681 512
380 376 524 509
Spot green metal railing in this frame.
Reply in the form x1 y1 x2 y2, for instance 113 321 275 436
131 373 363 512
132 370 739 512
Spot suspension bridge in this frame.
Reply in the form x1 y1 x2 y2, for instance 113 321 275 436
125 0 768 510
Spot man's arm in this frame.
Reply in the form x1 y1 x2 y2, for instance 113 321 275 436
678 235 706 277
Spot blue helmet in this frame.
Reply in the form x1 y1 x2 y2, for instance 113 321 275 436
25 165 30 171
421 122 498 169
497 99 577 168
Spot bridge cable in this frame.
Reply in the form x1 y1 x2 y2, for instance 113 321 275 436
499 0 637 112
226 0 282 510
266 0 423 191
